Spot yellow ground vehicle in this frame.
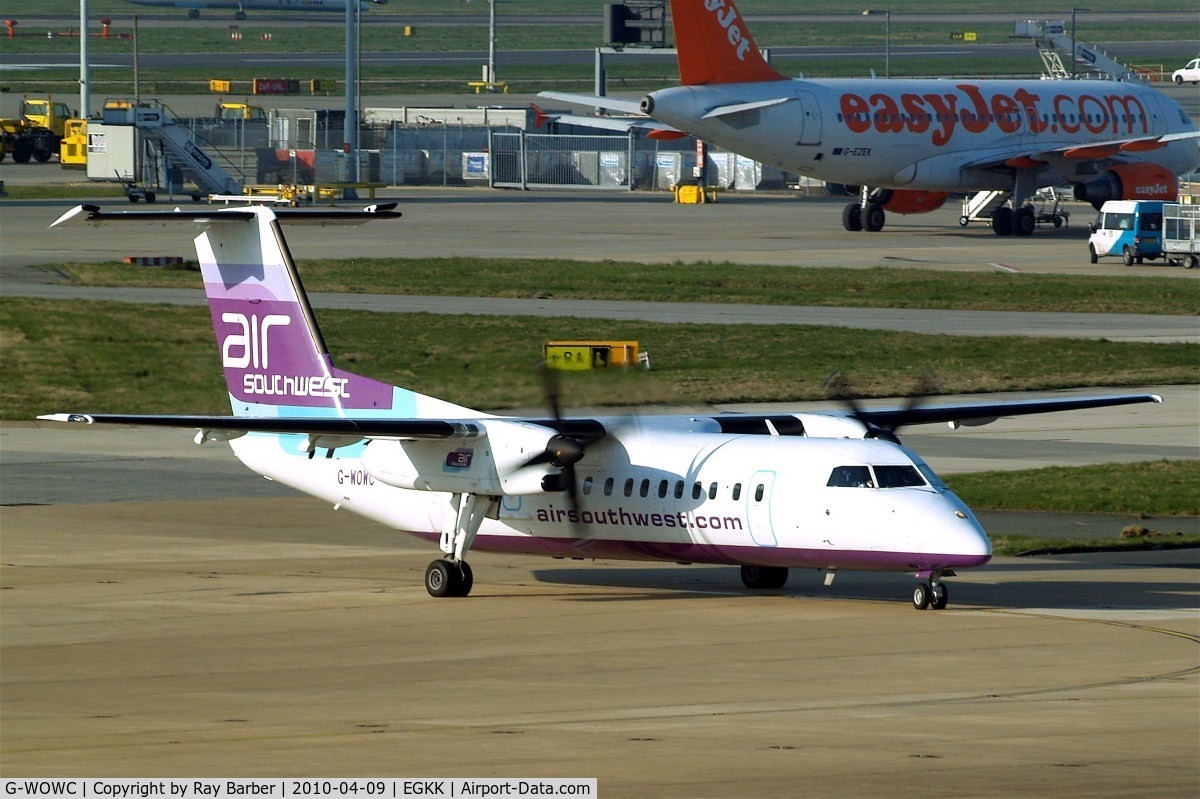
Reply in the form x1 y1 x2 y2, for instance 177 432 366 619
59 118 89 168
0 97 72 163
216 101 266 121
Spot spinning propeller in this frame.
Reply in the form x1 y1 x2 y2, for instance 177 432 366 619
823 369 943 445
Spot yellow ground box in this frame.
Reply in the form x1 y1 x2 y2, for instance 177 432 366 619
545 341 640 370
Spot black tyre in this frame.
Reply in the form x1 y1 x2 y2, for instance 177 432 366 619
740 564 788 590
1187 255 1198 270
145 192 156 203
912 582 930 610
33 149 52 163
451 561 474 597
990 207 1013 236
12 138 33 163
842 202 863 232
1122 246 1135 267
1014 207 1036 237
1089 244 1098 264
930 583 949 610
863 202 886 232
128 194 139 203
425 559 456 598
959 216 969 227
188 8 200 18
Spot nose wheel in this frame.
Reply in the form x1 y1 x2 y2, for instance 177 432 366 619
912 578 949 610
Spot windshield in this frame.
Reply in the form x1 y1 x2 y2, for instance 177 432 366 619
826 464 929 489
873 464 927 488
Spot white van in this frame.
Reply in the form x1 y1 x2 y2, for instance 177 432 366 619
1087 200 1165 265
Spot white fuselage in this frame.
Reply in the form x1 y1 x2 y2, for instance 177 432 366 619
229 427 992 576
645 78 1199 192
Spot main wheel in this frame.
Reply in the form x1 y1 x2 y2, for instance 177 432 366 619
863 202 886 232
740 564 788 590
990 207 1013 236
1014 207 1036 237
425 559 456 598
930 583 949 610
912 582 930 610
842 202 863 232
1122 246 1135 267
451 561 474 597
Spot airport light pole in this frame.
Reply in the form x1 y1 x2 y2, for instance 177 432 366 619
79 0 89 118
1070 7 1090 80
862 9 891 79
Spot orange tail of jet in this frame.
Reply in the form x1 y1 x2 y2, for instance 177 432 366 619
670 0 785 85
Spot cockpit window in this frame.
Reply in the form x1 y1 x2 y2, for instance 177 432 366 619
873 465 927 488
827 465 874 488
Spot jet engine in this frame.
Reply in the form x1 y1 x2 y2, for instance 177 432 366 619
1073 163 1177 210
883 190 951 215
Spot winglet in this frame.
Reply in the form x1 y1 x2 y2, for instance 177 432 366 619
669 0 785 85
531 103 551 129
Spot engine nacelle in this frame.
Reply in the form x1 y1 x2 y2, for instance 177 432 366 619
361 420 563 496
883 190 950 215
1073 162 1177 210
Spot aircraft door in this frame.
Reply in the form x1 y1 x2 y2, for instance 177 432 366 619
746 470 777 546
795 91 822 146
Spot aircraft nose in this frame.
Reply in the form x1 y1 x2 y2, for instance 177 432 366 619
920 495 992 565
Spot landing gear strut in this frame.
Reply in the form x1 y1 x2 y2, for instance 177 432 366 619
425 492 498 598
912 570 950 610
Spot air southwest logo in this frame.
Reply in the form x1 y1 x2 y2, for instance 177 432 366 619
221 312 350 399
704 0 753 62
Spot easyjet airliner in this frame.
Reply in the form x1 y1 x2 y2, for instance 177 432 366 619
541 0 1199 236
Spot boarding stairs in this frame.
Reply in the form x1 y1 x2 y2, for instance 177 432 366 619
959 190 1010 226
1013 20 1146 83
131 105 244 196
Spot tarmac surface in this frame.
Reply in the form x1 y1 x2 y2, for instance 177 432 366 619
2 156 1199 794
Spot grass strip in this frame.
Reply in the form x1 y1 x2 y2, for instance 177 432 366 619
50 259 1200 316
947 461 1200 517
3 297 1194 420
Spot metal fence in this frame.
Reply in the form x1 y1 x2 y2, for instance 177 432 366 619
490 131 640 190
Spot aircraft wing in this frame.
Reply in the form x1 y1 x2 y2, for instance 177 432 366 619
959 129 1200 172
836 392 1163 431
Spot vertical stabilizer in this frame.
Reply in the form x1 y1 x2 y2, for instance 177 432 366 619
670 0 785 85
195 207 473 419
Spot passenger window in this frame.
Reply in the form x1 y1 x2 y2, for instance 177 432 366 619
674 480 684 499
754 484 765 502
732 483 742 501
692 482 703 500
623 478 633 497
658 479 669 498
604 477 614 496
827 465 874 488
639 479 650 498
582 476 593 495
708 482 718 500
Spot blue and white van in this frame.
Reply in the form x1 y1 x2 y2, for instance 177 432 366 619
1088 200 1165 265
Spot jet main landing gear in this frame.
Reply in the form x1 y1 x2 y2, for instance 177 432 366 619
425 492 498 598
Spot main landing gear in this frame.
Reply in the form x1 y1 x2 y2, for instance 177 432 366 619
911 570 951 610
842 187 891 233
425 492 498 598
740 564 789 589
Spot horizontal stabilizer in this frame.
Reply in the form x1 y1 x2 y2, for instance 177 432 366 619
536 91 644 116
701 97 793 119
49 203 401 230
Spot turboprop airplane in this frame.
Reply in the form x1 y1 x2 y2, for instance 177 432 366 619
41 204 1163 609
121 0 387 21
539 0 1200 237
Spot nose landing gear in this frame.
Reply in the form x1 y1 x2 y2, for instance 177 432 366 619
912 571 950 610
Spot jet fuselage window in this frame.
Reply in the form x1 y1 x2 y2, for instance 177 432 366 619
582 476 594 495
692 482 703 500
708 482 718 500
623 478 634 497
674 480 684 499
754 484 765 502
639 479 650 498
604 477 614 496
658 479 669 498
732 483 742 501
